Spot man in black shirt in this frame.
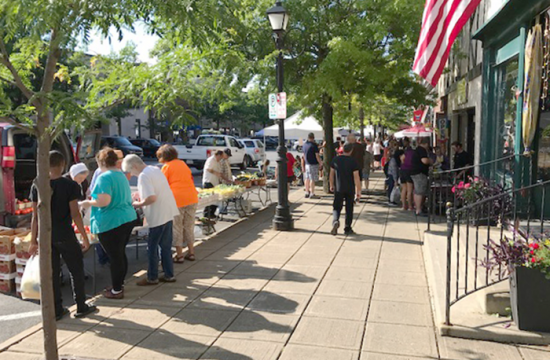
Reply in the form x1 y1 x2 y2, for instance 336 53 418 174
452 141 473 179
330 143 361 235
410 138 433 216
301 133 322 198
29 151 96 320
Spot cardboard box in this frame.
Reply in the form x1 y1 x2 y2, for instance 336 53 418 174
16 264 25 277
0 260 15 275
0 234 16 256
0 279 15 293
15 233 32 260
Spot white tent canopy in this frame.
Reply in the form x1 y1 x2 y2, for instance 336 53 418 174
262 112 324 139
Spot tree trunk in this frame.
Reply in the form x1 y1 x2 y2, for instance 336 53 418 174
322 94 334 193
359 107 365 140
36 112 58 360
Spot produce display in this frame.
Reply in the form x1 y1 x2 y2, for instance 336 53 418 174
234 173 267 187
14 199 33 216
199 184 245 199
0 228 30 295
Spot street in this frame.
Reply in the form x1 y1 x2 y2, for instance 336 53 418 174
0 149 298 345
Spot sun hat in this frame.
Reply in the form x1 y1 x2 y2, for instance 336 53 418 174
69 163 89 179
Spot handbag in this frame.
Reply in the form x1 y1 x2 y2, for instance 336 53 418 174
135 207 144 227
390 186 401 204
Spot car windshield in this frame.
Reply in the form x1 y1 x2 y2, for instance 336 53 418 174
150 139 161 146
115 137 133 146
244 141 255 148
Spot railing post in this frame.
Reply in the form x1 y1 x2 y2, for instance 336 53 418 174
445 202 454 326
427 168 433 231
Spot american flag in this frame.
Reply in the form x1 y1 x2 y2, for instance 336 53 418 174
413 0 482 87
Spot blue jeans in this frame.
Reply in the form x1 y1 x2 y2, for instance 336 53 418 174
387 175 395 202
147 221 174 281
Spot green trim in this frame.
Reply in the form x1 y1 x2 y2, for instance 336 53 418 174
496 36 521 65
514 26 527 188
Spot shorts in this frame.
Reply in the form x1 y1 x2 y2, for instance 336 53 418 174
411 173 428 196
305 164 319 181
173 203 197 247
287 175 297 182
400 169 413 184
374 155 382 162
362 169 370 180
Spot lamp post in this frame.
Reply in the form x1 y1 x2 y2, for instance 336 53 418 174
267 1 293 231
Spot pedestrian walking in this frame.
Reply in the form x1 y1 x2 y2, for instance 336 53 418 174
301 133 322 199
29 151 97 320
330 143 362 236
363 145 374 192
400 137 415 211
122 155 180 285
410 137 433 216
387 150 404 206
79 148 137 300
202 150 224 218
157 144 199 263
347 134 365 191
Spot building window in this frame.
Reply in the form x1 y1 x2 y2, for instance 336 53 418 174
495 58 519 158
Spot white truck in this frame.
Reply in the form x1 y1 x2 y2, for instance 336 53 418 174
173 134 247 170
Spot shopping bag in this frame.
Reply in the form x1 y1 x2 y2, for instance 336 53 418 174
390 186 401 204
21 255 41 300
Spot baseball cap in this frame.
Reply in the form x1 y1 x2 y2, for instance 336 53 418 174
224 148 232 157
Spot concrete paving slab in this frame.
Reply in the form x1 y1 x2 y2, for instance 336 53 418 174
263 278 320 295
221 311 299 342
286 253 335 267
245 251 294 265
190 288 258 310
214 276 269 291
375 269 428 287
172 272 222 286
279 344 359 360
103 304 180 330
368 300 432 327
200 338 283 360
56 303 126 328
246 292 310 315
0 352 41 360
360 351 436 359
274 264 327 281
304 295 369 321
371 283 430 304
362 322 438 358
439 337 523 360
160 308 240 336
59 326 151 359
205 249 256 261
316 279 373 299
133 286 204 308
185 260 240 275
377 258 425 273
7 323 89 354
289 317 364 350
227 262 280 278
519 346 550 360
332 254 379 268
324 266 375 283
121 331 216 360
379 246 423 261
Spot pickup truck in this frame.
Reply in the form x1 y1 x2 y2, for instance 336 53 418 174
173 134 247 170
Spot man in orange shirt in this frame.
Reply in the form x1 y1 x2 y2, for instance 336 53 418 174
156 144 199 262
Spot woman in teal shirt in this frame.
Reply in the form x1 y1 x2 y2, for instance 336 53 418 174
81 148 136 299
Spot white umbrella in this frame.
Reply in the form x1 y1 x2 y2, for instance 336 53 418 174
262 111 324 139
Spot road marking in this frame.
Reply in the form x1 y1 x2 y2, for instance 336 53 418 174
0 310 41 322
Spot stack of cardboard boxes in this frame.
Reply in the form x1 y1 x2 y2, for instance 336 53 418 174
0 228 30 295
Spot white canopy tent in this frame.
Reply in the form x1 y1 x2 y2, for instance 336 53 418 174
262 112 324 140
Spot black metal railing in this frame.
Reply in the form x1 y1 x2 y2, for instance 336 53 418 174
427 154 517 231
444 179 550 325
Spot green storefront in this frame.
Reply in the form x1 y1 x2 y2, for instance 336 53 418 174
474 0 550 189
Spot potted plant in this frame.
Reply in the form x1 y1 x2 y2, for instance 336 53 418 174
452 177 512 226
483 237 550 331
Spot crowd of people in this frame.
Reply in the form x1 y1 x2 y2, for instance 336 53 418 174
29 144 200 319
27 133 472 319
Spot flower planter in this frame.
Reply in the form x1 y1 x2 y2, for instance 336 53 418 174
510 266 550 332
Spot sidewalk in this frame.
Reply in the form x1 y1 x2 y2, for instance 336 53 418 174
1 173 550 359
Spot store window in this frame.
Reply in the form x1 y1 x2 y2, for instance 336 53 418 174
495 58 519 158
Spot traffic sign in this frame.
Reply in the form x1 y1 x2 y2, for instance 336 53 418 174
269 92 287 119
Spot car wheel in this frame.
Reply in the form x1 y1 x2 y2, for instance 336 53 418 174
240 158 247 170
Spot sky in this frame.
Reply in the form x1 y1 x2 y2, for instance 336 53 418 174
81 22 159 64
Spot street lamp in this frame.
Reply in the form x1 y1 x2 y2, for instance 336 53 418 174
267 1 293 231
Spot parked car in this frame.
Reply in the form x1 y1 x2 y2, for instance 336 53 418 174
238 139 266 167
129 138 161 158
172 134 247 170
0 123 101 227
101 136 143 157
255 136 277 150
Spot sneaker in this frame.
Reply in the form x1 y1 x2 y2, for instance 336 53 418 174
103 289 124 299
74 304 98 318
305 192 310 198
344 228 356 235
137 278 159 286
159 276 176 283
55 308 69 321
388 202 398 207
310 194 320 199
331 221 340 236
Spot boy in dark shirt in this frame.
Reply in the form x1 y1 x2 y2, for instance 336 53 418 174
410 138 433 216
29 151 96 320
330 143 362 235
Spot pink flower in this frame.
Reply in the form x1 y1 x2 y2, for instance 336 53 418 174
458 181 465 189
464 183 471 189
533 243 540 250
451 186 456 194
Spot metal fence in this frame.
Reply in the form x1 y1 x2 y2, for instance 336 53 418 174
427 154 516 231
443 179 550 325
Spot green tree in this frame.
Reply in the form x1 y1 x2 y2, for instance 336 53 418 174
0 1 171 358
